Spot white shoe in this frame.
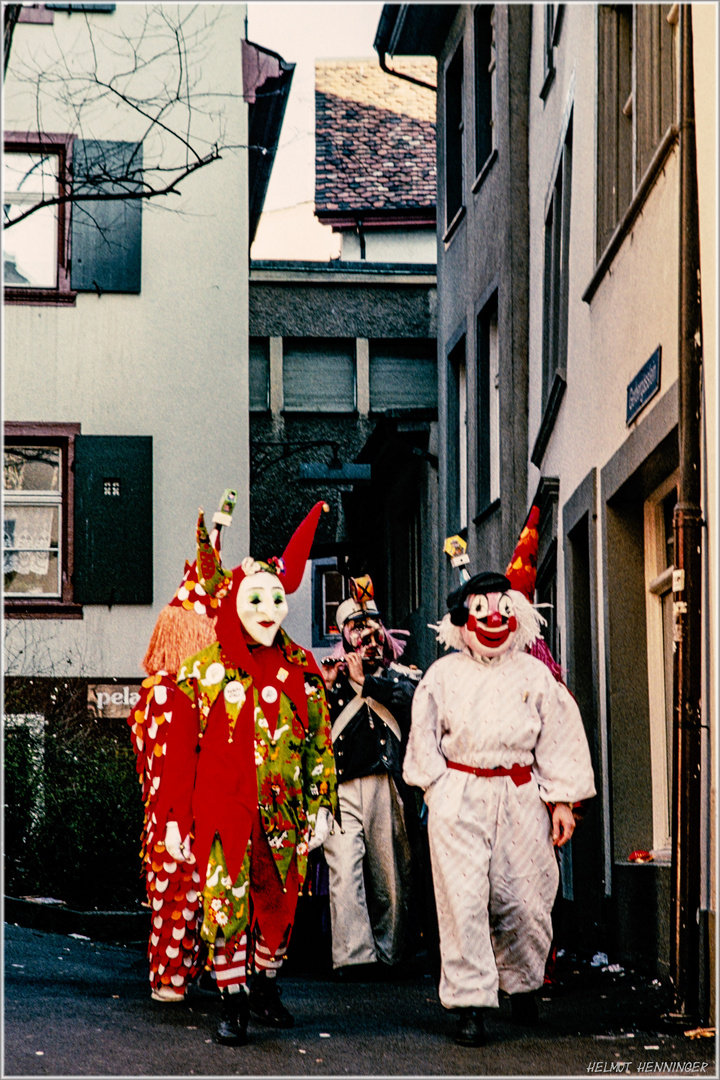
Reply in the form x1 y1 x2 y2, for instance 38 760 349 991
151 986 185 1002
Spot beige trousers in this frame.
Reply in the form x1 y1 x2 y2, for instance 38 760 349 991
323 772 412 969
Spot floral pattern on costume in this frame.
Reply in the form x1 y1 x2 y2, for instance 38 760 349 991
201 835 251 958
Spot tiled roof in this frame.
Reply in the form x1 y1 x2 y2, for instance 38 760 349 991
315 59 436 216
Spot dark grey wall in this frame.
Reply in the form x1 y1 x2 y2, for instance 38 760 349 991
249 282 437 339
434 4 531 597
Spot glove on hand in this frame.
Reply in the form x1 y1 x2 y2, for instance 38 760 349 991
164 820 193 863
308 807 333 852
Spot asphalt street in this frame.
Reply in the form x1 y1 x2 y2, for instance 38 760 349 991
3 924 716 1078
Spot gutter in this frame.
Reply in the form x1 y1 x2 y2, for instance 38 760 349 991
374 3 436 91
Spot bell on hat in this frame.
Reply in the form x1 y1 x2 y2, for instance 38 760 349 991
505 505 540 602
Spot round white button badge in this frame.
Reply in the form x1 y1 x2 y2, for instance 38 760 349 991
261 685 278 704
224 681 246 706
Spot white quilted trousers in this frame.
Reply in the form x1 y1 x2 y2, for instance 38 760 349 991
426 769 559 1009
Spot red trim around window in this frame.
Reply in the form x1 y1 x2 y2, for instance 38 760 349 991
3 132 77 306
4 421 83 618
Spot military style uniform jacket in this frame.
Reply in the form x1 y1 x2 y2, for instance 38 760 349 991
326 663 421 789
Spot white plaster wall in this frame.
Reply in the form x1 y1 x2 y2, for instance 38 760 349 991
528 3 680 511
4 4 250 679
340 226 436 264
251 202 341 261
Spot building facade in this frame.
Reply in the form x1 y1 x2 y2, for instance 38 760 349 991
248 58 439 669
3 3 293 908
376 2 716 1013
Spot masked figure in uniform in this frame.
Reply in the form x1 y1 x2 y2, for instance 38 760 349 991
320 576 421 976
153 501 338 1045
404 528 595 1046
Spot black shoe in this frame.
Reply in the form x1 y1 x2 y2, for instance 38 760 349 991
216 990 249 1045
455 1007 486 1046
249 972 295 1028
510 992 539 1025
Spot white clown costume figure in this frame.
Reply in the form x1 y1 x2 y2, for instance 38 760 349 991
403 564 596 1047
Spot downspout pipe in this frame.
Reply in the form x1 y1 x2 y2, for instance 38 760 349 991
669 2 704 1025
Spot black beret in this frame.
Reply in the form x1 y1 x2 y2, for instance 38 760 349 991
446 571 512 611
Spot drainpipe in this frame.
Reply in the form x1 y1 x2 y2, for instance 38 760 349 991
669 2 704 1024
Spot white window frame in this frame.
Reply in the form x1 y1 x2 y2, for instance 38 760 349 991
643 470 679 856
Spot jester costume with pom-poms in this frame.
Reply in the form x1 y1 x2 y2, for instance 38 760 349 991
129 674 204 996
154 630 337 962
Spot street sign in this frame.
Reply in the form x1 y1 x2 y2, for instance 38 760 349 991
626 346 661 425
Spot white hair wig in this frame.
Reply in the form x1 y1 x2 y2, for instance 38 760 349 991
431 589 546 654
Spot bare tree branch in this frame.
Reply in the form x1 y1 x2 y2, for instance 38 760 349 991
4 6 261 228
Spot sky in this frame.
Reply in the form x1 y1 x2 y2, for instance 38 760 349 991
246 3 383 212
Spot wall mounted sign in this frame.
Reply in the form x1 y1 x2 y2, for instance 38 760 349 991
88 683 142 718
626 346 661 425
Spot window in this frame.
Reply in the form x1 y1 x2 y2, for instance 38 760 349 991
533 111 572 466
312 558 349 647
3 422 81 616
447 336 467 531
3 135 74 303
4 134 143 302
644 473 678 853
596 5 633 256
476 294 500 514
390 502 422 620
535 477 560 657
444 43 464 233
474 5 496 181
283 338 355 413
541 4 564 100
249 337 270 411
369 339 437 413
596 4 676 260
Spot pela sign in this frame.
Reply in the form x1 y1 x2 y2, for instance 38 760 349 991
88 683 142 718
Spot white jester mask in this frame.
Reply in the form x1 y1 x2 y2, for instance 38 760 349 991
236 570 288 647
460 591 518 659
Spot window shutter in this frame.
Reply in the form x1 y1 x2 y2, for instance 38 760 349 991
73 435 152 604
249 337 270 411
70 140 142 293
369 340 437 411
283 338 355 412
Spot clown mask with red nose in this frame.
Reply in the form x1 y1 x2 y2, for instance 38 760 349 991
460 591 518 658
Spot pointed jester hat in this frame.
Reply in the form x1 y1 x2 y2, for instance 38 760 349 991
196 500 330 665
505 504 540 600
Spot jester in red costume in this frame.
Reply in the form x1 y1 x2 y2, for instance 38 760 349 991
153 501 338 1045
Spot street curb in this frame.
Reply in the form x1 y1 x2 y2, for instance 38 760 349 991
4 896 148 944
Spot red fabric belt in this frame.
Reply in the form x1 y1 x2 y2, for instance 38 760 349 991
446 760 533 787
